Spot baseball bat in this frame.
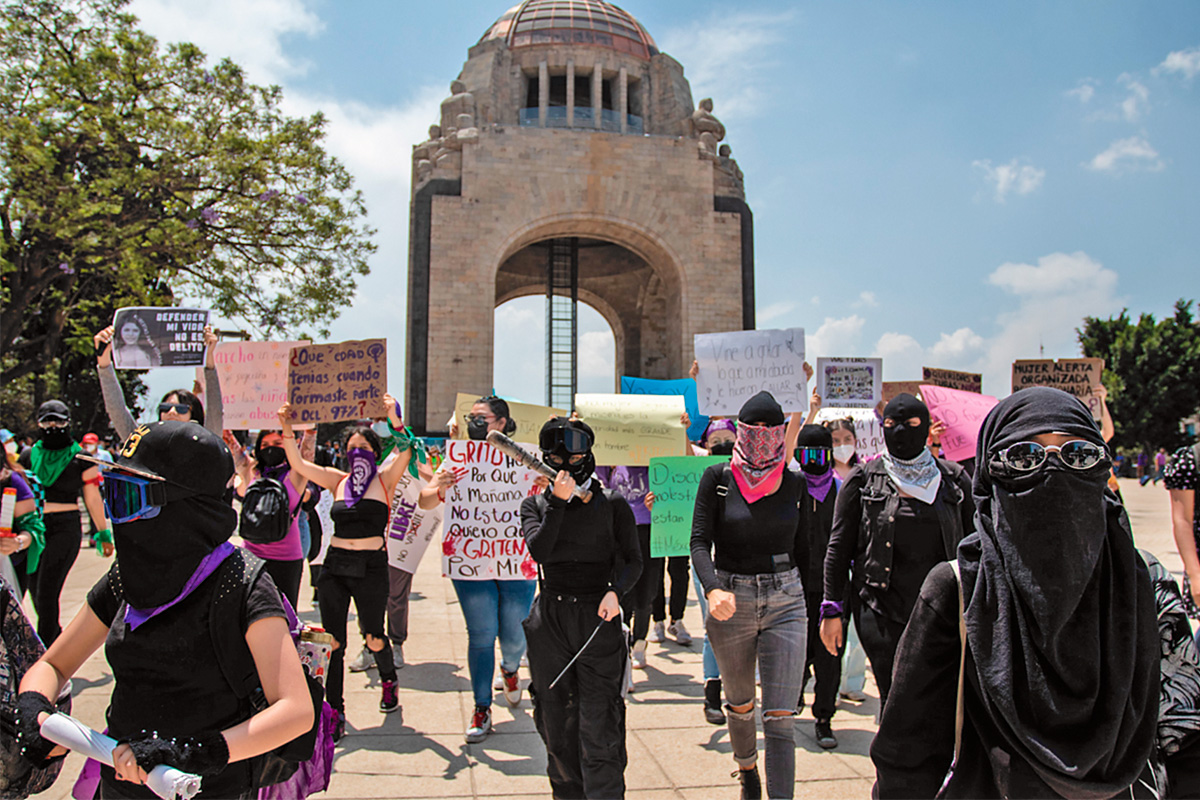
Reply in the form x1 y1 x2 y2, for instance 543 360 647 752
486 430 593 503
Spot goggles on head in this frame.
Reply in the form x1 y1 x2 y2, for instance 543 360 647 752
101 471 167 523
539 425 592 455
795 447 830 468
993 440 1108 474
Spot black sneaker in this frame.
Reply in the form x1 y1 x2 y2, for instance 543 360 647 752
815 718 838 750
704 678 726 725
732 767 762 800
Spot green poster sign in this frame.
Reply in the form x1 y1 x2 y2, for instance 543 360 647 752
649 455 730 558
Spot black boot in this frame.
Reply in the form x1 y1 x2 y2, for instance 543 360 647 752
732 766 761 800
704 678 726 725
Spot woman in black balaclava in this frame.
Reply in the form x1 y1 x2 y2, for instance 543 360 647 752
520 416 641 799
819 393 974 710
870 386 1163 798
12 421 312 800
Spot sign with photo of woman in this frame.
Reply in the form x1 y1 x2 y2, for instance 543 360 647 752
110 307 210 369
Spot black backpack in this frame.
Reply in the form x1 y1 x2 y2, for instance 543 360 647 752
239 477 301 545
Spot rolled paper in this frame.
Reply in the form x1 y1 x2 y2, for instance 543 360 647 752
486 430 593 502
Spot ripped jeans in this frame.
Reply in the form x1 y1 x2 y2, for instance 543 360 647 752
706 568 806 800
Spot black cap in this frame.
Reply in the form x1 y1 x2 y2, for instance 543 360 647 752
37 400 70 423
795 424 833 449
77 421 233 500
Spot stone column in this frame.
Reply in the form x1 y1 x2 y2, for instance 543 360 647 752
592 61 603 129
566 59 575 128
538 61 548 127
618 67 628 133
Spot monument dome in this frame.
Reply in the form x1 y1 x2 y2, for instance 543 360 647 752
479 0 658 60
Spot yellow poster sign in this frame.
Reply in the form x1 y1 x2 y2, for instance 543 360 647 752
452 393 567 441
574 393 689 466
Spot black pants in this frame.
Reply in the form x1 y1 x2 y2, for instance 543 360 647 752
853 600 907 707
619 525 655 642
652 555 689 622
318 548 394 712
801 590 843 720
525 593 627 799
32 512 81 646
261 557 303 610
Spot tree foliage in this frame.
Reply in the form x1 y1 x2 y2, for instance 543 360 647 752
1078 299 1200 452
0 0 375 386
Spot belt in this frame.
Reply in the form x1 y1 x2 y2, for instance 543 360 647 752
542 591 604 604
716 552 796 575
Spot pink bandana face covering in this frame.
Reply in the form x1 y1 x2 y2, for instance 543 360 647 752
730 423 786 503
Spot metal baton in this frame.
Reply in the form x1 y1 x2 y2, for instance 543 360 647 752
486 430 593 502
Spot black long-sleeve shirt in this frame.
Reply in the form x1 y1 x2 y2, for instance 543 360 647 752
520 488 641 597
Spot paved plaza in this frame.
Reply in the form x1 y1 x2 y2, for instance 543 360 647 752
35 477 1178 799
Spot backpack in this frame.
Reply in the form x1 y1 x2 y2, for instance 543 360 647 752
239 476 301 545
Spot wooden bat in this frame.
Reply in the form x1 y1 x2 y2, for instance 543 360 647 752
486 430 593 503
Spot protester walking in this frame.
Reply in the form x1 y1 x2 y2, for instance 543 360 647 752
1166 437 1200 618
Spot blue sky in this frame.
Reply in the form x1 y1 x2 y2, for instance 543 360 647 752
129 0 1200 416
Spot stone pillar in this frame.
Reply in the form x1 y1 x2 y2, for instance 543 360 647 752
618 67 628 134
566 60 575 128
538 61 548 127
592 61 603 129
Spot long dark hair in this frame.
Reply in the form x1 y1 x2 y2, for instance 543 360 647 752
161 389 204 426
343 425 383 459
824 417 859 466
476 396 517 434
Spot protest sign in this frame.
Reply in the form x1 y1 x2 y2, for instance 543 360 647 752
919 385 999 462
816 358 883 409
693 328 807 416
813 407 886 461
620 376 709 442
882 381 925 404
1011 358 1104 420
574 393 689 466
287 339 388 423
441 440 540 581
649 456 728 557
213 341 310 429
112 307 210 369
452 393 566 440
386 471 444 574
922 367 982 394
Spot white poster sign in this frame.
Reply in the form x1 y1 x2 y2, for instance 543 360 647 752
814 406 886 462
693 327 807 416
386 471 444 574
815 357 883 409
213 340 310 429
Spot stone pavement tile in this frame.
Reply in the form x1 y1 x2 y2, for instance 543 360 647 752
488 700 539 736
343 688 468 737
465 731 551 796
325 733 474 798
626 686 714 730
679 776 871 799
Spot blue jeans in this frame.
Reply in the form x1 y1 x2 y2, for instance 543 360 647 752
707 568 807 800
692 565 720 681
840 613 867 694
453 579 537 708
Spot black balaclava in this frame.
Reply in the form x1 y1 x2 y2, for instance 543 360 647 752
957 387 1156 796
737 391 785 426
36 400 73 449
794 424 833 476
882 393 930 460
539 417 596 485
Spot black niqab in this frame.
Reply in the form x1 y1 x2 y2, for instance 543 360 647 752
957 386 1157 797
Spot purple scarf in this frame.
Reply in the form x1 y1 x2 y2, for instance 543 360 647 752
344 447 378 507
804 468 835 503
124 542 234 631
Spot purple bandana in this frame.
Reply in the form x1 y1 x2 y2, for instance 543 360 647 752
124 542 234 631
345 447 378 507
804 468 835 503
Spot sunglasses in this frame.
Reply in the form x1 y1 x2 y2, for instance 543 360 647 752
795 447 830 467
101 471 167 523
158 402 190 415
464 413 496 424
994 441 1108 473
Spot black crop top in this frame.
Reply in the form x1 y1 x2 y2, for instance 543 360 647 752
330 498 389 539
18 450 89 504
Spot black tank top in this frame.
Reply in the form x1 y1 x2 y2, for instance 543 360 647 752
329 498 389 540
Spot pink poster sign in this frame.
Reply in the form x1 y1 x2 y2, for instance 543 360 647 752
919 384 999 462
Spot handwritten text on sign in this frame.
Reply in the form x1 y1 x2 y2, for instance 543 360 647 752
620 376 709 443
1011 358 1104 420
214 341 309 429
816 358 883 409
452 393 566 440
813 407 885 461
441 440 540 581
574 394 689 466
922 367 982 394
287 339 388 423
649 456 729 558
386 471 444 574
694 328 807 416
919 385 999 462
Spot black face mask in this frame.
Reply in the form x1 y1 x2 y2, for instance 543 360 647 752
708 441 735 456
257 446 287 469
565 452 595 484
882 393 931 460
800 460 831 476
39 427 72 450
467 417 491 441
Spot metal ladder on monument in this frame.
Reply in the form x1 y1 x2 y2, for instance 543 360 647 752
545 237 579 410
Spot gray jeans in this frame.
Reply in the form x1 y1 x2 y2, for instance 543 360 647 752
706 568 807 800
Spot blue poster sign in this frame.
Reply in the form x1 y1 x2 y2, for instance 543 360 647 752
619 376 709 442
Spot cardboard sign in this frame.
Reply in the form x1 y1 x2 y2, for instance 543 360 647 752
111 307 210 369
649 456 729 557
213 341 310 429
386 471 444 574
816 358 883 409
694 328 807 416
574 393 689 466
1011 358 1104 420
919 385 999 462
287 339 388 423
922 367 982 394
620 376 709 442
441 440 541 581
452 394 566 441
882 381 925 404
813 407 885 461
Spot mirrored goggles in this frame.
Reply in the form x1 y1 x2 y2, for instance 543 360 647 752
795 447 830 468
158 402 190 415
994 440 1108 473
539 426 591 455
101 471 167 523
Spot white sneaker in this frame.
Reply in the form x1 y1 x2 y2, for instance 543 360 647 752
631 640 648 669
499 667 522 707
493 673 504 691
465 705 492 743
667 619 693 646
648 621 666 643
348 646 375 673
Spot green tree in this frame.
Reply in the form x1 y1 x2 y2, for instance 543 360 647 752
1078 299 1200 452
0 0 375 388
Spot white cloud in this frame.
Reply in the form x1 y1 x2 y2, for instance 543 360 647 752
973 158 1045 202
930 328 985 360
1065 81 1097 103
872 332 925 379
806 315 865 360
759 301 797 322
1156 46 1200 80
1085 136 1164 172
578 330 616 389
1117 73 1150 121
854 291 879 308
